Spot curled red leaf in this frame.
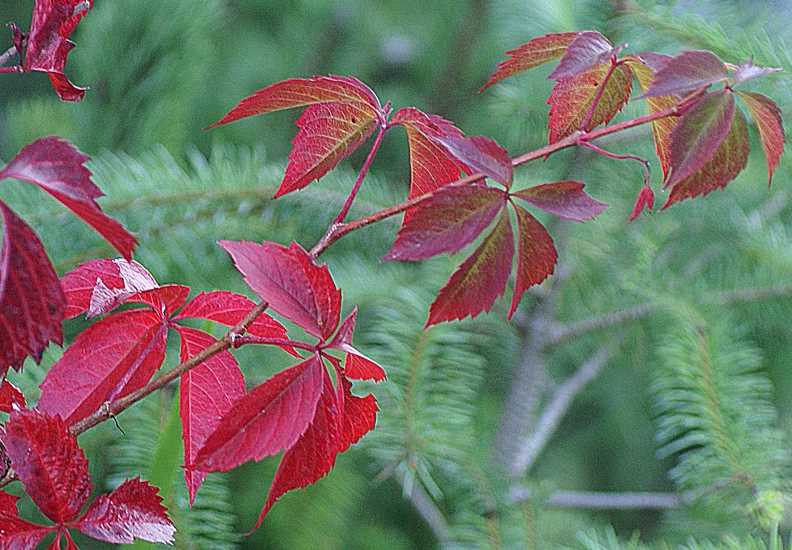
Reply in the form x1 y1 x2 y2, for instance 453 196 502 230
738 91 785 184
628 186 655 222
549 31 614 81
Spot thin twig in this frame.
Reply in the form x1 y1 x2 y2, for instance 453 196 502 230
0 46 18 67
397 472 451 544
578 139 651 186
510 487 683 509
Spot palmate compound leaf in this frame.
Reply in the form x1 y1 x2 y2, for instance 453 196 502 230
642 50 727 98
737 91 785 184
548 31 614 81
547 61 633 143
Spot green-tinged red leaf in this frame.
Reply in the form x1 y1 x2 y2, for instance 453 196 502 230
384 184 507 261
664 106 749 207
274 102 379 197
737 91 785 184
481 32 578 90
642 50 727 98
508 204 557 319
427 211 514 326
512 180 606 221
549 31 614 81
628 186 655 221
210 75 381 128
432 134 513 186
547 62 633 143
666 90 735 187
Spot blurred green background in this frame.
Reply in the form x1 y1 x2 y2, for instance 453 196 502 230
2 0 792 548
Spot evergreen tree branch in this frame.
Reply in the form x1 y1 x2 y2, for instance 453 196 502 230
510 488 683 510
397 471 451 544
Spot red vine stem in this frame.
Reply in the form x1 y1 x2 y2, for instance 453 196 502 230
578 140 651 186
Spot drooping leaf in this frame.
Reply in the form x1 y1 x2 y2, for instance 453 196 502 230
427 211 515 326
77 478 175 545
549 31 614 81
666 90 735 187
0 201 65 376
2 410 91 524
628 186 655 222
176 326 245 505
431 135 513 186
0 137 137 258
327 308 386 382
481 32 578 90
385 184 507 261
731 59 782 85
547 62 633 143
274 102 379 197
642 50 727 98
512 180 606 221
737 91 785 184
219 240 341 340
508 204 557 318
0 380 26 413
37 309 168 425
194 355 324 472
664 106 749 207
335 366 378 453
210 75 381 128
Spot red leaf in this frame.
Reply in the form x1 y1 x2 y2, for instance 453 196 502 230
15 0 93 101
666 90 736 187
512 180 607 221
0 138 137 258
0 512 51 549
2 410 91 523
335 370 377 454
125 285 190 320
0 492 18 516
431 135 513 187
0 380 26 414
628 186 655 222
0 201 64 376
547 62 633 143
384 184 507 261
38 310 167 425
738 91 785 184
256 368 340 528
176 326 245 505
210 75 381 128
643 50 727 98
194 355 324 472
274 102 379 197
327 308 386 382
427 211 514 326
481 32 579 90
219 240 341 340
549 31 614 80
508 204 557 319
77 478 175 545
664 106 749 207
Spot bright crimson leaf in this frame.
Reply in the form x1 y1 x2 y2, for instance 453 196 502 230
327 308 386 382
126 284 190 320
738 91 785 184
335 369 378 454
666 90 736 187
509 204 557 319
0 380 26 413
427 211 514 326
219 240 341 340
0 137 137 259
432 134 513 187
384 184 507 261
194 355 324 472
481 32 578 90
37 309 167 425
176 326 245 505
0 512 51 549
0 492 18 516
628 186 655 222
548 31 614 81
664 106 749 207
512 180 607 221
77 478 175 545
643 50 727 98
2 410 91 524
547 62 633 143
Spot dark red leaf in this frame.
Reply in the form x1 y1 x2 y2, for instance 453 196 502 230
508 204 557 319
0 138 137 258
0 201 65 376
628 186 655 222
481 32 578 90
738 91 785 184
176 326 245 505
427 211 515 326
194 355 324 472
512 180 607 221
335 369 377 454
549 31 614 80
384 184 507 261
125 285 190 320
255 368 340 528
327 308 386 382
2 410 91 523
666 90 736 187
643 50 727 98
432 135 513 187
0 380 26 414
0 492 19 516
38 309 167 425
0 511 51 550
77 478 175 545
219 240 341 340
